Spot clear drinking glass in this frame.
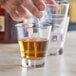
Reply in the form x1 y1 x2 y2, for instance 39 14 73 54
16 23 52 67
40 1 70 55
47 17 69 55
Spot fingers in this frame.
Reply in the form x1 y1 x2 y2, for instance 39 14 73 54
4 2 32 22
32 0 45 11
22 0 43 18
45 0 57 5
8 7 23 22
3 0 45 21
45 0 58 10
3 0 58 22
9 7 32 22
17 5 32 19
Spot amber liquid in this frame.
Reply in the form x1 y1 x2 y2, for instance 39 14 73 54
18 38 48 60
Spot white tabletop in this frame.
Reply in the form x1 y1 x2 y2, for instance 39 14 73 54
0 31 76 76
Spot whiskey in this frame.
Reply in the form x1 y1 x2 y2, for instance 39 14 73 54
0 5 18 43
18 38 48 60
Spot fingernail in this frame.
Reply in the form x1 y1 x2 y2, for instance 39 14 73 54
38 12 43 18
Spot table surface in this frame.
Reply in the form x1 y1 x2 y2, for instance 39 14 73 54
0 31 76 76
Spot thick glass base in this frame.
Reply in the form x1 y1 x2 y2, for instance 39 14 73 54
47 48 63 56
22 59 45 68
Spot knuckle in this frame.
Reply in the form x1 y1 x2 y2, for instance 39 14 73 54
31 7 38 15
33 0 42 5
33 0 39 3
23 0 28 4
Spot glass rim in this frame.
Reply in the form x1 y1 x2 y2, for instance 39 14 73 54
15 22 52 28
41 15 67 19
46 4 69 8
40 16 68 23
56 1 69 4
46 2 69 7
46 1 69 5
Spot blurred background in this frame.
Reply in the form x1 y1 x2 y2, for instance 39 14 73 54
0 0 76 43
68 0 76 31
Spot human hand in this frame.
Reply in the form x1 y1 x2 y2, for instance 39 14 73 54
1 0 58 22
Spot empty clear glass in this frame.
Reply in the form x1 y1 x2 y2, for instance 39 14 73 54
40 1 70 55
47 17 69 55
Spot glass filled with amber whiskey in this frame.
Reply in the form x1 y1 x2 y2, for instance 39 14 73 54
16 22 52 67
